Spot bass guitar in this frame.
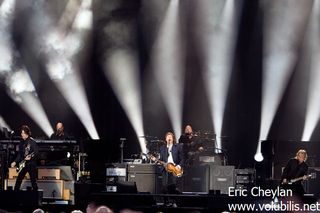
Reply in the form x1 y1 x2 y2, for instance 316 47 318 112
148 154 183 177
282 173 316 185
16 152 35 173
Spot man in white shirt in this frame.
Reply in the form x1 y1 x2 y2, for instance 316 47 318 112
158 131 184 194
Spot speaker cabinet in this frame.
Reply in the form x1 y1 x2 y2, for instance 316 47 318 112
0 151 5 189
128 173 158 193
8 168 30 179
209 165 235 194
127 164 162 193
305 167 320 196
5 179 64 199
183 164 210 193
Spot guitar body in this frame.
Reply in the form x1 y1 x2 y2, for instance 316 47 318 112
166 162 183 177
16 152 35 174
147 154 184 177
16 161 26 173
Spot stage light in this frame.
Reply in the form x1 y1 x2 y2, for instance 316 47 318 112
196 0 240 150
254 141 263 162
302 1 320 141
256 0 312 157
254 153 263 162
150 0 184 138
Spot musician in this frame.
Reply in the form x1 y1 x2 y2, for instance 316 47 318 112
178 125 203 166
11 125 38 191
158 132 184 194
281 149 308 196
50 122 67 140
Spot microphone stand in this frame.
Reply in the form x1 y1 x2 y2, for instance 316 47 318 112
4 131 14 189
119 138 126 164
214 147 228 166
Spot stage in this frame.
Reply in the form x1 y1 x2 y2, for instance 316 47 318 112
0 188 319 213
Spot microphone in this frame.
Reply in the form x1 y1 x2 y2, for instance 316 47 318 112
10 130 14 135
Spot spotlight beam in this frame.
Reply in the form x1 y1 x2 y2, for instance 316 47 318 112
256 0 312 158
0 0 15 74
0 0 53 136
54 73 99 139
151 0 184 138
196 0 240 149
0 115 11 130
34 0 99 139
302 0 320 141
104 49 146 153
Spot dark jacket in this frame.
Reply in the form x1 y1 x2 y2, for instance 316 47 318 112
281 158 308 184
159 143 184 168
15 137 39 165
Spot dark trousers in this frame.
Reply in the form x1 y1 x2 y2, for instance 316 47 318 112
162 171 182 194
14 163 38 191
281 183 305 201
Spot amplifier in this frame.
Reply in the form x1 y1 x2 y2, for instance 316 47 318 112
234 168 255 175
127 163 159 174
234 169 255 184
5 179 64 199
106 164 126 177
106 181 137 193
235 175 252 184
199 154 225 165
38 168 61 180
8 168 30 179
106 168 126 177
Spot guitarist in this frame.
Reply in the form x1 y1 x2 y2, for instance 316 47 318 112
11 125 38 191
281 149 308 197
158 132 184 194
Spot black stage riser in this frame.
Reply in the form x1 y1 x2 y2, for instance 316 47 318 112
0 190 42 207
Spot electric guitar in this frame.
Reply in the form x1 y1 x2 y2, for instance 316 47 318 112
282 173 316 185
148 154 183 177
16 152 35 173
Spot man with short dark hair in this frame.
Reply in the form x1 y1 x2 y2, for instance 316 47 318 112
11 125 38 191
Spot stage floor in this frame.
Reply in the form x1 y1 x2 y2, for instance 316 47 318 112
0 190 319 213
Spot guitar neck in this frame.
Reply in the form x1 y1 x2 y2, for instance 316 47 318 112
291 174 311 183
291 177 304 182
155 159 166 166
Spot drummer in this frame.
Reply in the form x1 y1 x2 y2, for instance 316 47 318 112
178 125 204 166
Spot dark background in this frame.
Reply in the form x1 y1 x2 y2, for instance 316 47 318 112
0 0 318 171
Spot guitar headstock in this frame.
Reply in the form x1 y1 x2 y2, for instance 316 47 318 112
142 152 158 162
309 172 316 179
